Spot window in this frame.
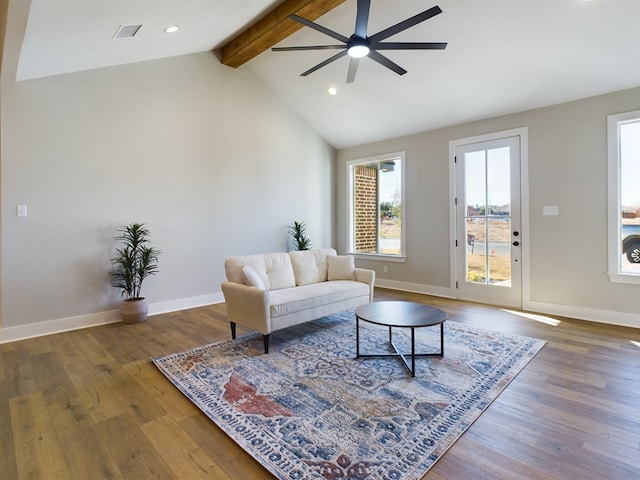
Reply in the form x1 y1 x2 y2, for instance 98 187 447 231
347 152 405 258
607 110 640 284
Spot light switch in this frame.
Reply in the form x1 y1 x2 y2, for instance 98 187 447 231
543 205 559 216
17 205 28 217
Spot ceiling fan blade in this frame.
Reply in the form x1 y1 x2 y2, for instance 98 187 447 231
346 57 360 83
300 50 348 77
373 42 448 50
369 6 443 43
288 14 350 43
272 45 346 52
367 50 407 76
354 0 371 38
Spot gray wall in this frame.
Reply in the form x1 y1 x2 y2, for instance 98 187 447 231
1 52 334 336
2 6 639 338
337 87 640 328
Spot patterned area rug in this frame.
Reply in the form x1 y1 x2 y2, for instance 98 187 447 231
153 310 545 480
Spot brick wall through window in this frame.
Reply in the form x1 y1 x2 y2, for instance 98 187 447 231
354 165 378 253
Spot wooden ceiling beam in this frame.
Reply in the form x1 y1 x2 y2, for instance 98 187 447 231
220 0 348 69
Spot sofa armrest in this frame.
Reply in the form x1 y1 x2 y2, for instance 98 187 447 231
221 281 271 335
355 268 376 302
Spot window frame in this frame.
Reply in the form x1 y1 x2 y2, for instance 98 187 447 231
607 109 640 284
346 151 406 261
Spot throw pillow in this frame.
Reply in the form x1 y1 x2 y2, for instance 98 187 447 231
327 255 356 281
242 265 265 290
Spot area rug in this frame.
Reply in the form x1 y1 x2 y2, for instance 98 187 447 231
152 310 545 480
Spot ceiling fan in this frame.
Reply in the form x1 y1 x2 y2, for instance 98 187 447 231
272 0 447 83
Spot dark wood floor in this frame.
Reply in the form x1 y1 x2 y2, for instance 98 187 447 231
1 288 639 479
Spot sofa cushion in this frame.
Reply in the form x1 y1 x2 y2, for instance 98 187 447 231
268 280 370 318
241 265 265 290
327 255 356 281
225 252 296 291
289 251 319 285
289 248 336 285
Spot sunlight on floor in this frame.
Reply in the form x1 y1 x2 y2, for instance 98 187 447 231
631 340 640 349
501 309 562 326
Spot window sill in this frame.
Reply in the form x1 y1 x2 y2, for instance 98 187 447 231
607 272 640 285
351 253 407 263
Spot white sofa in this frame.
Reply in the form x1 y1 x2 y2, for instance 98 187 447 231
221 248 375 353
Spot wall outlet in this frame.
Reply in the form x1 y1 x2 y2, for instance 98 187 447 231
17 205 28 217
383 265 388 273
543 205 559 216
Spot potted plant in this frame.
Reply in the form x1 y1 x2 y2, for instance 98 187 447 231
109 222 160 324
288 220 312 251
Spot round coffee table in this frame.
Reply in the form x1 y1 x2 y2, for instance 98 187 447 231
355 301 447 377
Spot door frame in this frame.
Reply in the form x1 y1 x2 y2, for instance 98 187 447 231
448 127 529 308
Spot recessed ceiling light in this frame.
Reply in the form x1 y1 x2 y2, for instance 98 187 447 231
328 86 337 96
164 25 180 34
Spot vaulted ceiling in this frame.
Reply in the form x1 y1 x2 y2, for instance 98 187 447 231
4 0 640 148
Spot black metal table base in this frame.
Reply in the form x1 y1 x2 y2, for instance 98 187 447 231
356 317 444 377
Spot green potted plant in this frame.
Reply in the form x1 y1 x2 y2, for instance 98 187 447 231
288 220 312 251
109 222 160 324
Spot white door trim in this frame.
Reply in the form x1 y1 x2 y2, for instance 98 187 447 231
448 127 529 307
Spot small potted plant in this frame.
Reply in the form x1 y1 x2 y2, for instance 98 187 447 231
109 222 160 324
289 221 312 251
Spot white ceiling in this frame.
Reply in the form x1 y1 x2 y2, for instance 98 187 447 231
9 0 640 149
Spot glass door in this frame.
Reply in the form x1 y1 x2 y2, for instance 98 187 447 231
455 136 522 307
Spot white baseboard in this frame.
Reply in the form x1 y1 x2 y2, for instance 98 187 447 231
377 279 640 329
2 288 636 345
0 292 225 345
149 293 224 316
523 299 640 329
375 278 456 299
0 310 122 344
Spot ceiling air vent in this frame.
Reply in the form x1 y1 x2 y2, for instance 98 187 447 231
113 24 143 39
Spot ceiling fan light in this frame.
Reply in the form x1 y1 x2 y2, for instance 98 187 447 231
348 44 370 58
